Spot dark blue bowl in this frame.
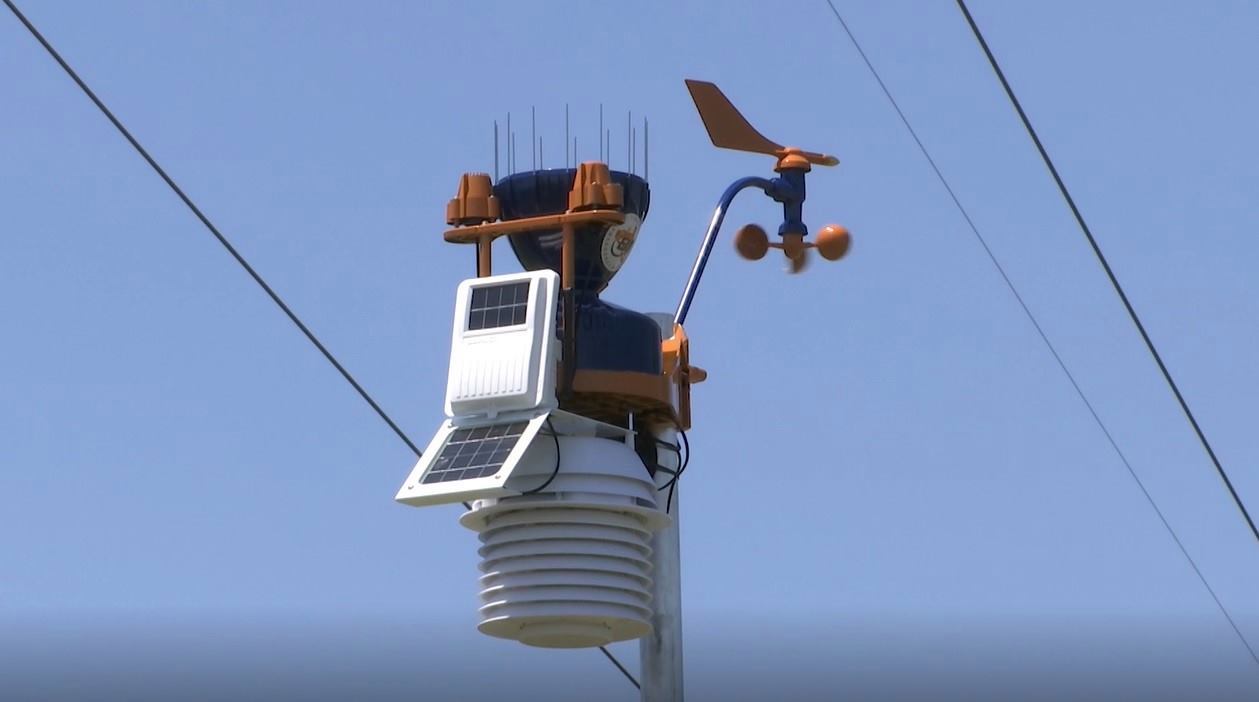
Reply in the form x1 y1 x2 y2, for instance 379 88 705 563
494 169 650 293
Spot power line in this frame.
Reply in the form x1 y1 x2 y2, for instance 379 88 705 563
821 0 1259 666
952 0 1259 549
2 0 637 686
600 645 642 690
1 0 422 458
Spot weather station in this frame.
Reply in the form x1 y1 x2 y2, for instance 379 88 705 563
394 80 851 701
11 2 1255 697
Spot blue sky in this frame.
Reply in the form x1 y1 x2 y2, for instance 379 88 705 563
2 1 1257 699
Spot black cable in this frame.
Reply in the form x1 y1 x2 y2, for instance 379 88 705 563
822 0 1259 667
656 430 689 491
4 1 635 684
520 418 562 495
599 644 641 690
670 430 689 513
1 0 424 458
657 426 689 514
953 0 1259 548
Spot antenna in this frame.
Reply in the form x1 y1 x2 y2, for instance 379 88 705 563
599 104 604 162
644 117 649 180
493 120 499 181
631 126 637 176
565 104 570 168
531 106 537 171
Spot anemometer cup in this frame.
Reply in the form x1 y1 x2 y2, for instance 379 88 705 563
494 169 651 293
815 224 851 261
735 224 770 261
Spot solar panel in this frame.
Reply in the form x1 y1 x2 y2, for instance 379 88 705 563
468 281 530 331
420 421 530 484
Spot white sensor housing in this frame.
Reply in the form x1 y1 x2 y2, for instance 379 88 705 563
445 270 559 419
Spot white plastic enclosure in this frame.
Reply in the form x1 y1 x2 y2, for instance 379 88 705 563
444 270 559 420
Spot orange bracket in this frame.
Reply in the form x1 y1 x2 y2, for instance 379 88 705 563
661 324 705 430
444 209 625 245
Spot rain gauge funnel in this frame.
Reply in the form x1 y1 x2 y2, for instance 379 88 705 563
495 167 650 293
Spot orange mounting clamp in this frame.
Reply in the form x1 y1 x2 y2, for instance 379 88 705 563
568 162 624 212
446 173 500 226
661 324 705 430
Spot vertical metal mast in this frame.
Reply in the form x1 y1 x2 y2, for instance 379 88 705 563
640 484 684 702
641 314 685 702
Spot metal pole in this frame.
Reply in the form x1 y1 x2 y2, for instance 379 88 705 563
642 314 685 702
673 176 776 326
640 480 683 702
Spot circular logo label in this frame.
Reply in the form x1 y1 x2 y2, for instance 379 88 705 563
601 214 641 273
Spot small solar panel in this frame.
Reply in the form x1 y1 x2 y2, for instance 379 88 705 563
468 281 530 331
420 421 529 484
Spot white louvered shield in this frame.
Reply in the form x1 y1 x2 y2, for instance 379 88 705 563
460 433 670 648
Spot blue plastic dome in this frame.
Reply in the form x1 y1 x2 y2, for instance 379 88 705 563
494 168 650 293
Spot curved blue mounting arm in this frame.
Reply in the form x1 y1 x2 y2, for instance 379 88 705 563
672 170 809 326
